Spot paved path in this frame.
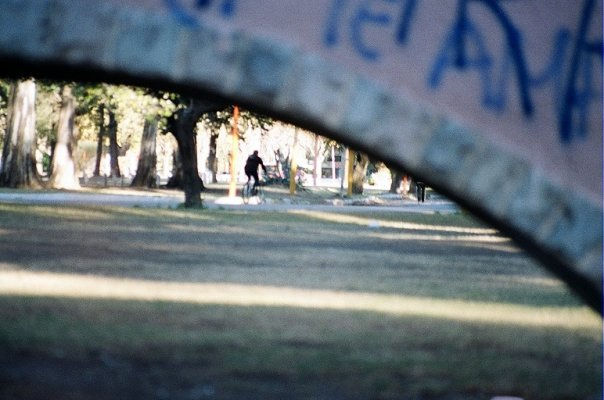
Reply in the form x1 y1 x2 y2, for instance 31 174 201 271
0 191 459 214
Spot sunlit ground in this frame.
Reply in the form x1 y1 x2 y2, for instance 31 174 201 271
0 203 600 400
0 269 597 330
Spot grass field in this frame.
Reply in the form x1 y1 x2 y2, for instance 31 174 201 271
0 203 600 400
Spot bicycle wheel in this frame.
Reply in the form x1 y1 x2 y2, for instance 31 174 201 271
256 185 265 204
242 182 252 204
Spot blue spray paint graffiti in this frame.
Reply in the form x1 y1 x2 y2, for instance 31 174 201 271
351 0 398 61
433 0 534 116
162 0 601 144
429 17 511 113
324 0 418 61
395 0 417 45
558 0 602 143
324 0 348 47
429 1 573 118
323 0 601 143
164 0 236 27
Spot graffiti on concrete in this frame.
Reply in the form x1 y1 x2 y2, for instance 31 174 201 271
428 0 602 144
558 0 603 143
324 0 419 61
322 0 602 144
162 0 601 144
164 0 236 27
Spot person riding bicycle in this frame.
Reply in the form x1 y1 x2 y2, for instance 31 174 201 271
244 150 267 194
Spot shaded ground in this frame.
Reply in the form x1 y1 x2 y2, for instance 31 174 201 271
0 203 600 400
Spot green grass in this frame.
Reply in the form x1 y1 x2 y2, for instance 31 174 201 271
0 203 600 399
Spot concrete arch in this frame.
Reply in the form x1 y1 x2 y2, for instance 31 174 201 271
0 0 601 313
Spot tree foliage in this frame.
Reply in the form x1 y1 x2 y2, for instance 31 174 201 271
201 106 273 138
0 78 364 200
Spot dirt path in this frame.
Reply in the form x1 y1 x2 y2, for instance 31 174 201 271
0 185 459 214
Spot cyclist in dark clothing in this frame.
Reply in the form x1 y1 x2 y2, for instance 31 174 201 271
244 151 267 193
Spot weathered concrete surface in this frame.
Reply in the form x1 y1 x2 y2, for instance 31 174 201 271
0 0 601 312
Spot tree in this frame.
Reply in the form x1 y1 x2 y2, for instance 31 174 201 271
166 96 227 207
350 151 369 194
33 80 64 176
389 168 404 194
311 134 326 186
93 103 105 177
72 83 108 177
107 108 120 177
131 115 159 188
48 85 79 189
75 84 149 179
200 106 273 183
0 79 42 188
0 80 10 157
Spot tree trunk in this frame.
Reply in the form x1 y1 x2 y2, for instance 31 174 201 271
166 149 183 188
389 168 403 194
107 109 121 178
49 85 79 189
351 151 369 195
313 134 319 186
48 137 56 176
93 104 105 177
168 98 225 207
0 79 42 188
131 116 158 188
206 133 218 183
173 118 203 207
331 146 336 179
273 148 289 179
401 175 412 196
340 148 346 192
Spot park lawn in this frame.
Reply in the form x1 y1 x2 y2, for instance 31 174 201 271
0 203 600 400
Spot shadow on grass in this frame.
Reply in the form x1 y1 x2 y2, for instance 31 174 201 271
0 295 600 400
0 204 587 308
0 202 599 398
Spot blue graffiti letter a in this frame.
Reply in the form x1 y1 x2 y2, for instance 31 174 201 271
429 19 502 111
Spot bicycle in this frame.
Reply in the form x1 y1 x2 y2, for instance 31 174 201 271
241 179 265 204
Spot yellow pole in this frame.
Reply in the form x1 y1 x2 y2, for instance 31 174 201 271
347 148 354 196
228 105 239 197
289 127 299 195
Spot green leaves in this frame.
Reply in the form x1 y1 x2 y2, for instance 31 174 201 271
201 105 274 139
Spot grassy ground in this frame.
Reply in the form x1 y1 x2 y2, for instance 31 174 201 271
0 203 600 400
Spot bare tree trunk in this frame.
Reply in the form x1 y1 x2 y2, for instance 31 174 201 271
107 109 121 178
131 116 158 188
49 85 79 189
351 151 369 194
0 79 42 188
93 104 105 177
48 137 56 176
206 133 218 184
340 148 346 192
313 134 319 186
389 168 403 194
331 145 336 179
274 149 289 179
401 175 412 196
173 116 203 207
168 98 225 207
166 149 182 188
